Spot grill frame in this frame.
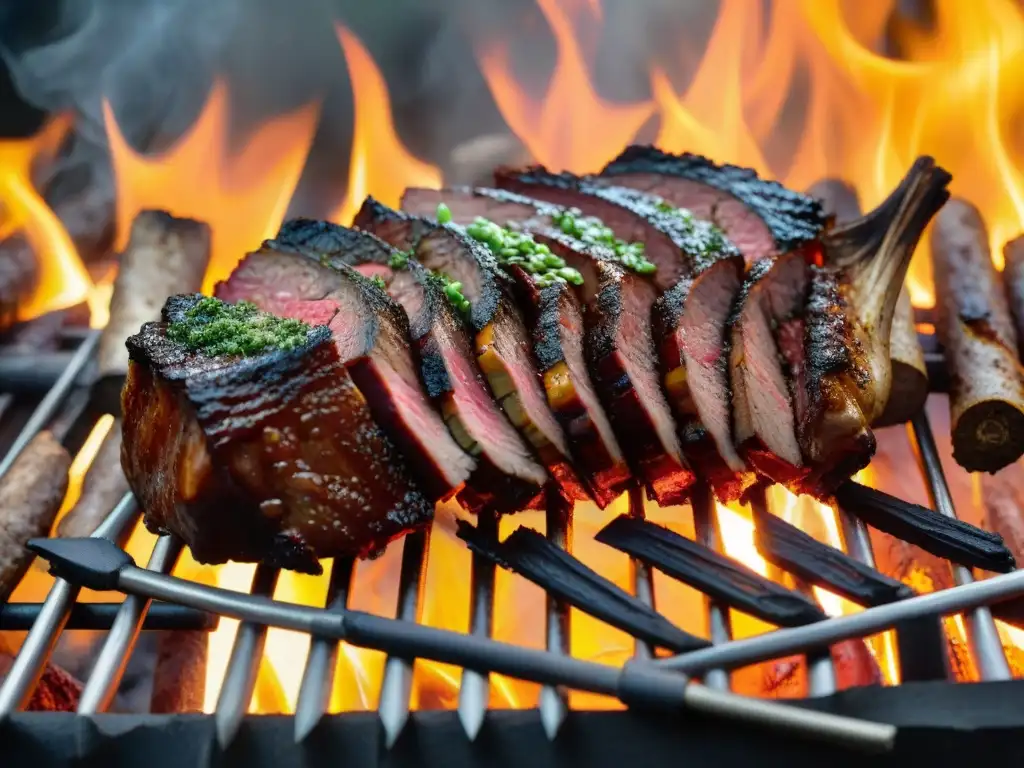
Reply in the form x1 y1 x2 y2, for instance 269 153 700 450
0 323 1022 755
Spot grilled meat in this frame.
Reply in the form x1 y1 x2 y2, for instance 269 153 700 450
352 203 586 501
599 145 826 262
590 262 693 504
217 246 475 502
271 214 547 513
796 157 952 495
494 166 745 500
122 294 433 573
727 253 810 486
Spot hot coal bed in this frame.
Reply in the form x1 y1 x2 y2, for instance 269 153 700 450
7 25 1024 768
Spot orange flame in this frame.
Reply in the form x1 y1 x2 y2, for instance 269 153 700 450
0 116 98 324
331 26 443 225
104 80 320 292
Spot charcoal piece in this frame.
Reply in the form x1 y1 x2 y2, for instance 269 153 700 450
835 482 1016 573
750 505 911 607
455 521 707 653
594 515 826 628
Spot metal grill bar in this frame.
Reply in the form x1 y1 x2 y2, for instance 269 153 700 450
538 491 572 738
0 491 138 717
378 529 430 748
627 485 656 660
214 564 280 748
77 535 184 714
0 601 213 631
0 329 99 481
690 482 732 691
458 509 497 740
909 412 1012 681
293 556 356 742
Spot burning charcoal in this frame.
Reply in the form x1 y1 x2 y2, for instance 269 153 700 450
808 178 928 426
456 520 708 653
1002 233 1024 357
835 481 1015 572
594 515 826 627
57 420 130 541
97 211 212 407
0 431 71 601
930 199 1024 472
150 629 207 713
0 234 38 334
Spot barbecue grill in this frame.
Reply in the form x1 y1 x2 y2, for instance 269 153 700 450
3 319 1024 766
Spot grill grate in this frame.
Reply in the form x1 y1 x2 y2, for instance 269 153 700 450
0 328 1021 749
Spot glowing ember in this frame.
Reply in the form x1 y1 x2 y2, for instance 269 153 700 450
103 80 320 292
331 26 443 224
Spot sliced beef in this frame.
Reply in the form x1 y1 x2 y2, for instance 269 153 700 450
351 203 586 502
507 266 632 507
494 166 740 292
122 294 432 573
270 215 547 513
590 262 693 504
599 145 826 262
494 167 746 499
403 186 607 303
216 246 475 502
728 253 810 485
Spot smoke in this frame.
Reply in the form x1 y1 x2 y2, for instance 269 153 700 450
0 0 719 217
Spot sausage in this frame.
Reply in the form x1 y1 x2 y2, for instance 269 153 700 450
0 234 38 334
930 199 1024 472
0 431 71 601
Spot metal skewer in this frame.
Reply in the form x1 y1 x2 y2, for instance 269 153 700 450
458 509 498 740
689 482 732 691
378 529 430 748
538 489 572 738
293 556 356 742
910 412 1011 681
627 485 656 660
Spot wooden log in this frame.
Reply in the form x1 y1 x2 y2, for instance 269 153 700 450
96 211 211 406
807 178 928 425
57 420 130 541
930 199 1024 472
149 630 207 713
0 234 38 334
0 431 71 601
1002 234 1024 358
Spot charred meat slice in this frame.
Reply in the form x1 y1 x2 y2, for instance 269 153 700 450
591 262 693 504
352 203 586 501
216 246 475 502
728 253 810 485
599 145 827 261
122 294 432 573
509 267 632 507
796 157 952 496
271 215 547 513
494 166 739 292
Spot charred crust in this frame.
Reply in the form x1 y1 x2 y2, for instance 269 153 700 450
531 282 569 372
267 532 323 575
601 145 827 253
803 267 855 386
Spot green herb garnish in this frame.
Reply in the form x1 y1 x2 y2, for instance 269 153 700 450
464 216 584 288
388 248 411 270
437 273 472 316
167 297 310 357
549 208 657 276
436 202 452 225
370 275 387 290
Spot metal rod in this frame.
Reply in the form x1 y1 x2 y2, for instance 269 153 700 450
0 491 137 717
76 535 184 714
538 490 572 739
293 556 355 742
458 509 498 741
910 412 1012 681
0 352 75 396
94 554 897 753
689 482 732 691
378 529 430 749
0 601 216 631
750 489 837 696
0 329 99 482
627 485 655 660
214 564 280 749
